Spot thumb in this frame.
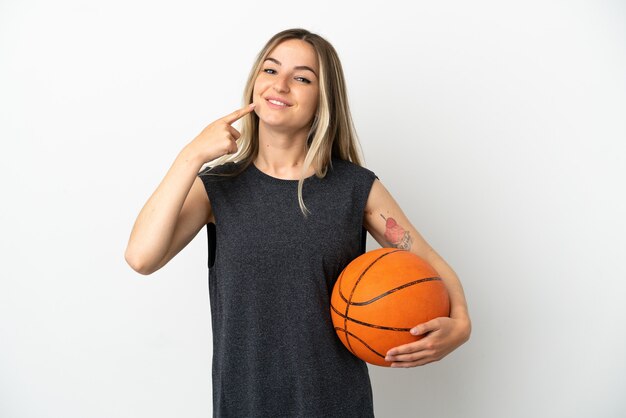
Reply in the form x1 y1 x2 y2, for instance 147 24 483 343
410 318 440 336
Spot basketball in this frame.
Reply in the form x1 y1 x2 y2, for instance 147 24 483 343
330 247 450 367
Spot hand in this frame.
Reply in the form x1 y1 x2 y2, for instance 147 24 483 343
185 103 256 164
384 316 471 368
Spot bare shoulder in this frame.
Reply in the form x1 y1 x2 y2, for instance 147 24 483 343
364 179 400 222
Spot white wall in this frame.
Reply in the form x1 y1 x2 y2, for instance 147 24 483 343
1 1 625 417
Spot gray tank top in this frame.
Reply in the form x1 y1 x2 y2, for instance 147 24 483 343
198 158 377 417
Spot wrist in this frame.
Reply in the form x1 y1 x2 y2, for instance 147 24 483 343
177 145 206 171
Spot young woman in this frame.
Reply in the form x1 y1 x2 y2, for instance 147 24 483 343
125 28 471 417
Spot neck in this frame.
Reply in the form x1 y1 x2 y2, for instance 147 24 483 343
254 123 315 179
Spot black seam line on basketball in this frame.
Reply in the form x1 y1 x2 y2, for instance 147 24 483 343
338 249 406 305
348 277 442 306
331 303 412 332
343 249 404 355
334 327 386 359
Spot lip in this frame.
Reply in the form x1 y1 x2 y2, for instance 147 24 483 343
264 96 293 107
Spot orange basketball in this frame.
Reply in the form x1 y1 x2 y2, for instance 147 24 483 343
330 247 450 367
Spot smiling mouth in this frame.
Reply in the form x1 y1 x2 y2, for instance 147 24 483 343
266 98 291 107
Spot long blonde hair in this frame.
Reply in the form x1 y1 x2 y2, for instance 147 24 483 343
206 28 364 215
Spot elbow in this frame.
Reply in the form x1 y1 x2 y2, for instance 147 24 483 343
124 248 158 276
461 316 472 344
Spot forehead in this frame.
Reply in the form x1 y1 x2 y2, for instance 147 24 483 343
266 39 319 71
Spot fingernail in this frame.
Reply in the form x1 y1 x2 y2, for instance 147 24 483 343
249 103 256 108
410 329 419 335
385 356 392 362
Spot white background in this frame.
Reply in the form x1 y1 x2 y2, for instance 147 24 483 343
1 0 625 417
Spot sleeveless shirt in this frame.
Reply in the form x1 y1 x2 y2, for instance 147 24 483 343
198 158 377 417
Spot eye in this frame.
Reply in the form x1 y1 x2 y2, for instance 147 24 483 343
295 76 311 84
263 68 277 74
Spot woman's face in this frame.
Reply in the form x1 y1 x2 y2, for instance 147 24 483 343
252 39 320 134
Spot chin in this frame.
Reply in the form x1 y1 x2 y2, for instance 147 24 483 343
258 112 290 128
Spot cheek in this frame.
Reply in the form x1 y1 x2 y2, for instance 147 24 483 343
252 83 267 107
252 77 267 97
305 93 319 116
252 82 260 98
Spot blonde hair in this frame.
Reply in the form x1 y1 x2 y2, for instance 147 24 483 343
206 28 364 215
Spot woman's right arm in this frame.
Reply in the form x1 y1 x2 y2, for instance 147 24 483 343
124 103 256 275
124 148 209 275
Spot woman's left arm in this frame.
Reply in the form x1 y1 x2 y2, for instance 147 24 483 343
363 179 471 368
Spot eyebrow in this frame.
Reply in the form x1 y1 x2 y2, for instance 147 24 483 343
264 57 318 77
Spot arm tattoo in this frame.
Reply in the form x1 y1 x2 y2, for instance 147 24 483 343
380 214 413 250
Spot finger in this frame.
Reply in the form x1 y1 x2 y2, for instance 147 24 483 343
390 356 438 368
385 340 432 361
227 125 241 140
225 140 238 154
386 341 421 357
387 347 434 363
221 103 256 125
387 331 437 355
410 317 442 336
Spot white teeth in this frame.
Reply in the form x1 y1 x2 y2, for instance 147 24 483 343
268 99 287 106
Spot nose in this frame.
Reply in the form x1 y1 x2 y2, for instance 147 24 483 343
272 74 290 94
